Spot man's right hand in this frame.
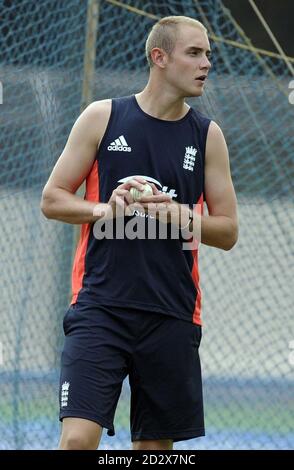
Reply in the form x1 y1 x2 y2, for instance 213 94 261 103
102 176 171 219
108 176 148 216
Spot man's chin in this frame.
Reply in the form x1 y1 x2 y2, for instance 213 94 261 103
186 88 204 98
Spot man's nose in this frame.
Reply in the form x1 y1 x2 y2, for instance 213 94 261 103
200 56 212 70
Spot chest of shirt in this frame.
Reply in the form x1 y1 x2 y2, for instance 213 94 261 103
97 118 204 204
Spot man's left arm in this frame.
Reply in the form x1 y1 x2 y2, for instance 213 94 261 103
199 120 238 250
136 120 238 250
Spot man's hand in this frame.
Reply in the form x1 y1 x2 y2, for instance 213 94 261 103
94 176 192 229
94 177 172 220
132 189 191 229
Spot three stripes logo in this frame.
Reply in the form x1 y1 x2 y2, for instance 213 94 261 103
108 135 131 152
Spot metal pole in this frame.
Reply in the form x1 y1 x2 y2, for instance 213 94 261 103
69 0 100 302
81 0 100 112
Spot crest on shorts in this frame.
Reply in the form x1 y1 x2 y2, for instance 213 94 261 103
61 381 70 407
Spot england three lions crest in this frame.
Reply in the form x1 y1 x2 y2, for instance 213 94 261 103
183 146 197 172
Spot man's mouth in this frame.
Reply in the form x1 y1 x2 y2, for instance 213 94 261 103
195 75 207 81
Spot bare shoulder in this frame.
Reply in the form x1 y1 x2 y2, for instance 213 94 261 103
87 99 112 120
205 120 229 165
88 98 112 114
42 99 113 194
204 118 237 220
79 99 112 147
206 120 226 144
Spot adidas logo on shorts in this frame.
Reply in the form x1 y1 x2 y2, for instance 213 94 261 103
108 135 132 152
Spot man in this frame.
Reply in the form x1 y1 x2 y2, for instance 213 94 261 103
41 16 238 450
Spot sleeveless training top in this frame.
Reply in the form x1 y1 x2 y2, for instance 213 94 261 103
71 95 211 325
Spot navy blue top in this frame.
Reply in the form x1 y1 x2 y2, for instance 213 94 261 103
72 95 211 324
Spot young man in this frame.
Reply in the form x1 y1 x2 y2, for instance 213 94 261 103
41 16 238 450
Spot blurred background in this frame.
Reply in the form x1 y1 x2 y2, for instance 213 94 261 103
0 0 293 449
223 0 294 56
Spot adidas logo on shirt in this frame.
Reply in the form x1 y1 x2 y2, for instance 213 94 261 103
108 135 132 152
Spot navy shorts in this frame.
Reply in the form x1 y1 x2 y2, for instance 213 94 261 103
59 302 205 442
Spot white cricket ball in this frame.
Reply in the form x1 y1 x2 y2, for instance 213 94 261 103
130 183 153 201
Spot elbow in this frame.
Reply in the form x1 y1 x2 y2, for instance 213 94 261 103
223 235 238 251
40 188 56 219
223 221 239 251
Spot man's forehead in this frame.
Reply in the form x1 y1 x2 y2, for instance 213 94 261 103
176 25 210 48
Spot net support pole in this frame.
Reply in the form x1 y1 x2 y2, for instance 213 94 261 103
81 0 100 111
69 0 100 302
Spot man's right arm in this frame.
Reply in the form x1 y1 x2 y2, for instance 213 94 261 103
40 100 111 224
41 99 173 225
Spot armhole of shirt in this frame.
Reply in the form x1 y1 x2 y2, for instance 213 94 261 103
96 99 115 159
202 118 212 203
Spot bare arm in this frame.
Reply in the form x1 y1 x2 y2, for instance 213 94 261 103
40 100 111 224
137 121 238 250
41 100 171 225
124 121 238 251
201 120 238 250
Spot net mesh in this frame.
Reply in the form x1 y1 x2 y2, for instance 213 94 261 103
0 0 293 449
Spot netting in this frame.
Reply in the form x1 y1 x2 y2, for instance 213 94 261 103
0 0 293 450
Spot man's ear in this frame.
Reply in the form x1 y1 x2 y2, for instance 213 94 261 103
150 48 168 68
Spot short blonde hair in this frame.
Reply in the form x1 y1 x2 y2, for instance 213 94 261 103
145 16 207 68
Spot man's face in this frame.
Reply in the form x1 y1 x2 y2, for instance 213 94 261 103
164 25 212 97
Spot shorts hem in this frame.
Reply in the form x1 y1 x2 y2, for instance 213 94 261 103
60 410 115 436
131 427 205 443
74 297 202 326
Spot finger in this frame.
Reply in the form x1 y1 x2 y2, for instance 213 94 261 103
110 188 128 201
115 187 138 205
123 179 146 191
115 199 126 214
114 188 129 196
115 194 127 205
126 202 144 215
132 175 147 184
143 202 158 216
139 194 172 203
123 191 134 205
125 205 134 216
116 189 135 204
149 183 160 195
111 193 128 209
157 203 169 211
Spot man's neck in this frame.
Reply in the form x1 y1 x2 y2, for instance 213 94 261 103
135 85 189 121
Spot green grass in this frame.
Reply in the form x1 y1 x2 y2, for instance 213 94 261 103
0 397 293 436
206 402 294 435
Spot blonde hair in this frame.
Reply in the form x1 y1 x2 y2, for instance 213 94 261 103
145 16 207 68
